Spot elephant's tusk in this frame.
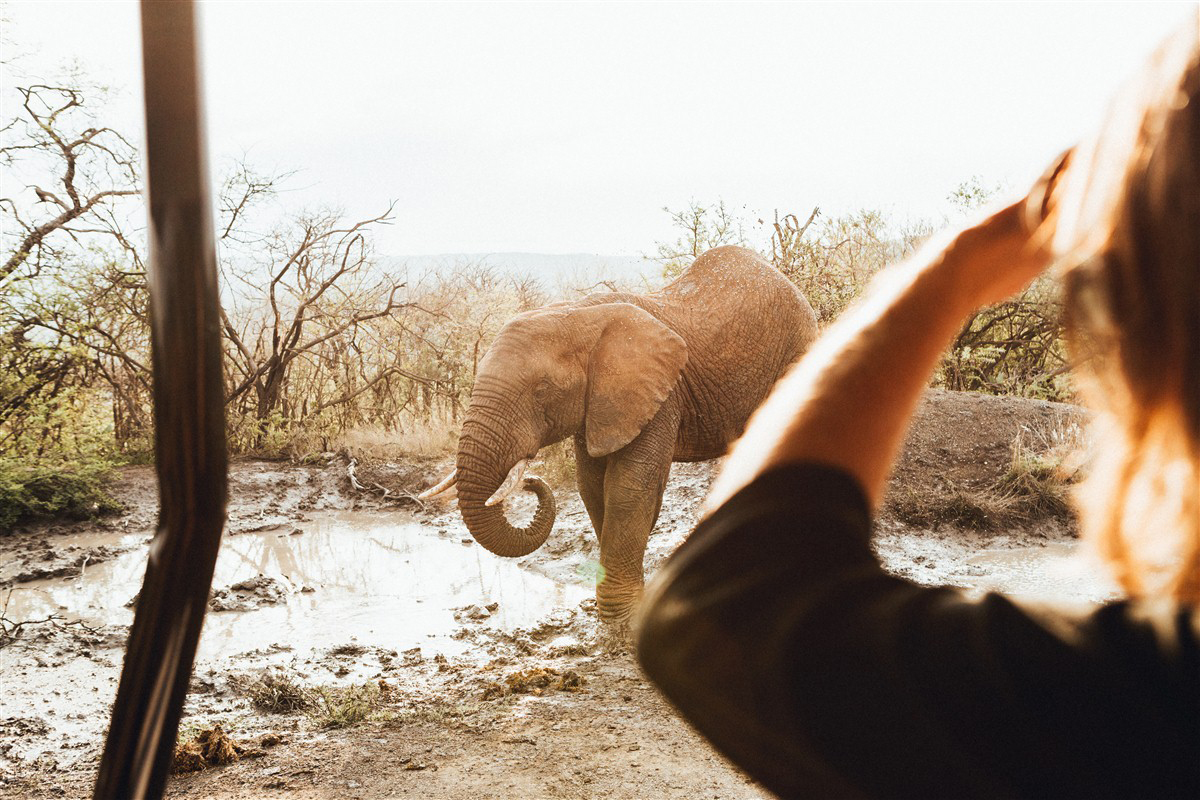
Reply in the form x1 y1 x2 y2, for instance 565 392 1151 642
485 460 528 507
418 468 458 499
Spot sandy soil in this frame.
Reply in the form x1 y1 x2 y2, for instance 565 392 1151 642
0 389 1103 799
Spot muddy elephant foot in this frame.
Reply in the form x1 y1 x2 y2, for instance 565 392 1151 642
596 574 643 642
597 621 634 654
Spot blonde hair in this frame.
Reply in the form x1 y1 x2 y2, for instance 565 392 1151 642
1053 13 1200 603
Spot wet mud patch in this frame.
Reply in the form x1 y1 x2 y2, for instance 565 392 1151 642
874 518 1119 603
0 532 144 590
483 666 587 699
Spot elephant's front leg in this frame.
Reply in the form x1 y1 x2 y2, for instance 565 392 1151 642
596 401 681 626
574 432 605 536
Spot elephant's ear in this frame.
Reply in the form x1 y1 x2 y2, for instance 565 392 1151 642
583 303 687 458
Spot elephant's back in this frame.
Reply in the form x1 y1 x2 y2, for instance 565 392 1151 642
665 246 819 459
669 245 811 318
665 245 816 356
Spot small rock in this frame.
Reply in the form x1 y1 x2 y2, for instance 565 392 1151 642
453 604 495 622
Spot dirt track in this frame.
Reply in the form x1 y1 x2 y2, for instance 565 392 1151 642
0 390 1110 799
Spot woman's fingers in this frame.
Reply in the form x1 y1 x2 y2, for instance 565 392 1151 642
1023 147 1075 233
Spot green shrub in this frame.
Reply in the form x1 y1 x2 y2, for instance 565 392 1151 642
938 278 1072 402
0 457 122 532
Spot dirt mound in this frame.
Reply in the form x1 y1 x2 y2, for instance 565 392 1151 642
883 389 1086 530
893 389 1084 493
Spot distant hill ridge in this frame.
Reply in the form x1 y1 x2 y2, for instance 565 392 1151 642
379 252 660 288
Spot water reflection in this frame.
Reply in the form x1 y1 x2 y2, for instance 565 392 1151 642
5 512 590 660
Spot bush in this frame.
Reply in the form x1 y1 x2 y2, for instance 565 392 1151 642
0 456 122 532
938 278 1071 402
0 384 125 531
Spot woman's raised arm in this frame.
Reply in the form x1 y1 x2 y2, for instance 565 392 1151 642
704 158 1068 514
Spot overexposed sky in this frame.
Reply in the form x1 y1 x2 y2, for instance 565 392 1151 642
3 1 1196 256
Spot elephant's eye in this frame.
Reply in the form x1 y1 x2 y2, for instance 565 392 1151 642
533 378 556 402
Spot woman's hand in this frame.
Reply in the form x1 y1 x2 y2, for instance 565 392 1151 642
946 149 1071 310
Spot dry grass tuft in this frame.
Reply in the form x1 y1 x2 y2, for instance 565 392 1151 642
994 421 1088 520
307 682 387 729
171 726 249 774
235 668 314 714
339 409 460 461
232 668 392 729
888 485 1017 530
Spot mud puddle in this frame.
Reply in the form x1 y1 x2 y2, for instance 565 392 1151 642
5 511 591 661
1 511 592 770
875 526 1120 603
962 541 1120 602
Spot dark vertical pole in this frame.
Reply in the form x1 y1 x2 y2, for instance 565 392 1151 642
94 1 227 798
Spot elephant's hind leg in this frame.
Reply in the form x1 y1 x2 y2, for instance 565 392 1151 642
596 401 681 626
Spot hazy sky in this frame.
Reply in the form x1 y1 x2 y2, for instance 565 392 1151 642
3 1 1196 257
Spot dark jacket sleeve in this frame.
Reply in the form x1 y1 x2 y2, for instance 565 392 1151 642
636 463 1200 800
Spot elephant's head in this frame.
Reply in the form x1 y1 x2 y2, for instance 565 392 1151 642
423 302 687 558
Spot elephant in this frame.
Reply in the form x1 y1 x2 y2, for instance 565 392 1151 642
421 245 819 625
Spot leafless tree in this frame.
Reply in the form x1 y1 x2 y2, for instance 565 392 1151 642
0 84 140 287
220 205 424 445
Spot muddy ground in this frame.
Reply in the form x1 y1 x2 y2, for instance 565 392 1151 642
0 389 1115 799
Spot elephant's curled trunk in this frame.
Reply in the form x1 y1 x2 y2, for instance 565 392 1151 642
456 430 556 558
